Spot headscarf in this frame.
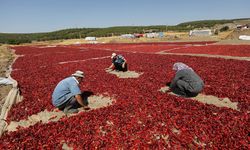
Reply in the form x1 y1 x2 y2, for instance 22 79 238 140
173 62 193 72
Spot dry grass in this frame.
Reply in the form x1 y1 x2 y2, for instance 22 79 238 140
0 45 14 112
0 45 14 77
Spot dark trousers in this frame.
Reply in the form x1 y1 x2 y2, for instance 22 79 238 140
57 96 81 111
171 80 198 97
115 63 128 72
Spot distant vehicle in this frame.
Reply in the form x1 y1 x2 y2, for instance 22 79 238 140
236 24 249 30
134 34 144 38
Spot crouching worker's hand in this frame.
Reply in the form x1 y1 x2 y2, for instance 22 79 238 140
122 63 126 68
105 68 112 72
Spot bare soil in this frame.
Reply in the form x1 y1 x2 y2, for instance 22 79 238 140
6 95 115 132
159 86 239 111
226 29 250 40
157 52 250 61
106 69 143 78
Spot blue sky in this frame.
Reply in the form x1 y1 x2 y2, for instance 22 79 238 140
0 0 249 33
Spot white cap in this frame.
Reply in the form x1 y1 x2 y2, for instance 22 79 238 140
72 70 84 78
111 53 117 59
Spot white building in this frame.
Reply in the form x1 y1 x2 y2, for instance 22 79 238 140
189 29 212 36
120 34 135 38
145 32 164 38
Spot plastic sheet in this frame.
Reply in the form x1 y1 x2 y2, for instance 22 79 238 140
0 77 14 85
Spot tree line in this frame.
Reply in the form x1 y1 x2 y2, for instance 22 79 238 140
0 18 248 44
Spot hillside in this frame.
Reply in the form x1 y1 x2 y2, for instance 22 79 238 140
0 18 249 44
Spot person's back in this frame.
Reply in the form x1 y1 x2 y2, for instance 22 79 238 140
111 54 127 71
52 76 80 107
174 69 204 93
169 62 204 97
113 55 125 65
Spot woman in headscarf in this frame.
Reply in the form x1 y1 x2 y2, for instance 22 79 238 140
169 62 204 97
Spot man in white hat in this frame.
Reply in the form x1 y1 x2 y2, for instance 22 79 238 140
52 70 90 114
107 53 128 71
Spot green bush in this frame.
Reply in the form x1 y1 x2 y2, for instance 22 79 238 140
220 26 229 32
7 39 31 45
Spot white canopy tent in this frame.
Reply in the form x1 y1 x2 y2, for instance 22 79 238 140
189 29 212 36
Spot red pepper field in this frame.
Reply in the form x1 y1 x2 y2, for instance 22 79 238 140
0 42 249 149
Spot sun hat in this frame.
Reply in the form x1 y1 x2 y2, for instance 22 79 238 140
72 70 84 78
111 53 117 59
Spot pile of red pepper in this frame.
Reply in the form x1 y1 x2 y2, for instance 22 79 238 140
165 45 250 57
1 44 249 149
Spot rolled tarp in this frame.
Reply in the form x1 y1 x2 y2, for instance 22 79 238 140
0 76 22 137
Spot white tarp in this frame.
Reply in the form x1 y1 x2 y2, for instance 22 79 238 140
85 37 96 41
145 32 164 38
120 34 135 38
239 35 250 40
0 77 14 85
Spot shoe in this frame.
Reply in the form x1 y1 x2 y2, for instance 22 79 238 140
64 108 79 114
68 109 79 114
83 106 90 110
